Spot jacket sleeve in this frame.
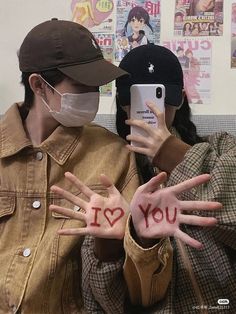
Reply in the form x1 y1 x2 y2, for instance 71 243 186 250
167 132 236 250
81 236 126 314
123 216 173 307
81 151 140 313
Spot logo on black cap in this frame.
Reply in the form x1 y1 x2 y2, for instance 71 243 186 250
148 63 154 73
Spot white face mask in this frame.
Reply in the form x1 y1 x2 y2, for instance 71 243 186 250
40 76 99 127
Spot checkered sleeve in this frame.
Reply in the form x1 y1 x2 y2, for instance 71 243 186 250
81 236 126 314
168 132 236 250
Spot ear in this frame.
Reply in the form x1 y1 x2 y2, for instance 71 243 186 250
29 74 45 96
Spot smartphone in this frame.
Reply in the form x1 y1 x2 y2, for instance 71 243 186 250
130 84 165 146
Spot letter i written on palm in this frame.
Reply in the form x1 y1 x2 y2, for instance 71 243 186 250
49 172 130 240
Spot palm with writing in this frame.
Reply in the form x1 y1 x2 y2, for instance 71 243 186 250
49 172 129 239
131 172 222 249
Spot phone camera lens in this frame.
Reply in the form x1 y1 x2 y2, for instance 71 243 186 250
156 87 162 99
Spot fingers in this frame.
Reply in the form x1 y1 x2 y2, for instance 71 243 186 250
57 227 88 236
179 214 217 227
125 144 151 156
170 174 211 195
50 184 87 208
65 172 94 198
99 174 120 197
180 200 222 211
146 102 166 129
126 134 150 146
174 229 203 249
138 172 167 193
49 204 86 221
125 118 154 134
99 174 113 188
57 227 124 239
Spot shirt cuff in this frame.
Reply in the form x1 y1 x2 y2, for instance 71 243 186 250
152 135 191 173
124 215 169 266
123 215 173 306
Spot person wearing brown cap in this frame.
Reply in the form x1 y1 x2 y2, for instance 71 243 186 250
0 18 139 313
0 19 225 314
116 44 236 312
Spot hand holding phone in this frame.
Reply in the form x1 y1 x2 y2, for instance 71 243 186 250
130 84 165 146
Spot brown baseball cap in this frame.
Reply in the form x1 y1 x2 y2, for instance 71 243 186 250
19 18 128 86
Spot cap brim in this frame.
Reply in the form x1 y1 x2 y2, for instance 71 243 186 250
58 58 128 86
165 84 183 107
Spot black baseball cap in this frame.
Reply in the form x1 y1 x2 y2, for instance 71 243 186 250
116 44 184 107
19 18 128 86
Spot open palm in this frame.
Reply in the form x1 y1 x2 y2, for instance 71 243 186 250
50 172 130 239
131 172 222 249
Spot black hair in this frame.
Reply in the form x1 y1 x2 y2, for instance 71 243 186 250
176 46 184 53
172 95 203 145
116 92 203 145
116 96 130 141
183 22 192 32
21 69 66 110
124 6 153 34
116 94 203 182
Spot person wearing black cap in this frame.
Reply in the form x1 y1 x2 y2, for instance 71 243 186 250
116 44 202 182
116 44 236 312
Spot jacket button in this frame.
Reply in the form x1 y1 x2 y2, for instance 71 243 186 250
36 151 43 160
32 200 41 209
74 205 81 211
23 248 31 257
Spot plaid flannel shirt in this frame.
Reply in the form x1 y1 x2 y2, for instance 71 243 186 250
133 132 236 314
82 132 236 314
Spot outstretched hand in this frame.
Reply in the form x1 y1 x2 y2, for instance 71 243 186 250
49 172 130 239
125 102 171 159
130 172 222 249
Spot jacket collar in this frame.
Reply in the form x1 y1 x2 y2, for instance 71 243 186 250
0 103 83 165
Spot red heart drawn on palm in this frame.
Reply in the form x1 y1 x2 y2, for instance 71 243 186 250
104 207 124 227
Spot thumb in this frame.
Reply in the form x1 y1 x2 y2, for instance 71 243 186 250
141 172 167 193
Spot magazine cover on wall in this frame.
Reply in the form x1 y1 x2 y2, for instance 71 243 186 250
115 0 161 61
71 0 115 97
174 0 224 37
231 3 236 68
71 0 115 32
163 39 212 105
94 33 114 96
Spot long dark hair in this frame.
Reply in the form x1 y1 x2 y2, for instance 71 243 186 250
116 94 203 182
173 95 203 145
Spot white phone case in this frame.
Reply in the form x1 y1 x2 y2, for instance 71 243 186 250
130 84 165 146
